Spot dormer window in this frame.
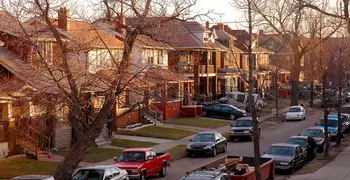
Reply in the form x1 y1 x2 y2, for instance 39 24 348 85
203 33 209 43
35 41 53 65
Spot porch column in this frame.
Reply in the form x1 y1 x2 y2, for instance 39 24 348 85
161 84 168 120
205 51 210 98
194 64 200 103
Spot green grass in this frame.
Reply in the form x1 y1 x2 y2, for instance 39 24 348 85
162 145 187 161
111 138 158 148
54 146 123 163
116 126 196 140
0 158 59 179
164 118 232 128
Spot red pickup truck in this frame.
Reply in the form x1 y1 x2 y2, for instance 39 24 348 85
113 148 171 180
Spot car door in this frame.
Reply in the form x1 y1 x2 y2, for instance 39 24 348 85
211 105 223 117
144 150 155 177
215 132 226 151
110 167 123 180
220 105 232 118
295 147 304 165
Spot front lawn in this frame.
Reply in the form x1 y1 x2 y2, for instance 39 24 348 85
54 146 122 163
162 144 187 161
0 158 59 179
111 138 158 148
164 118 232 129
116 126 195 140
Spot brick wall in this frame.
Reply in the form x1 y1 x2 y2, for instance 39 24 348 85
153 100 181 120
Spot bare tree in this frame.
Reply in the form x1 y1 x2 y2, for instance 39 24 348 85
1 0 199 180
252 0 342 106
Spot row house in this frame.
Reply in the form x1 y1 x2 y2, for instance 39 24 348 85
0 8 194 158
213 24 276 95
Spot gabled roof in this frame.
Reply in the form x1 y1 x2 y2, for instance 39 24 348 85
182 21 210 32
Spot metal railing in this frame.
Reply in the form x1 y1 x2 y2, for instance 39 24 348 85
14 120 51 159
144 105 163 125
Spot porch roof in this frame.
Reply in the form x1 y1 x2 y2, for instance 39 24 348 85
144 66 193 84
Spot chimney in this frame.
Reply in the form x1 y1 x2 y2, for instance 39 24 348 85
215 23 224 31
58 7 69 31
205 21 210 29
259 30 264 35
115 16 126 35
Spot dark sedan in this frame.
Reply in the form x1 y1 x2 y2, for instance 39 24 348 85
262 143 305 174
300 127 330 153
202 104 247 120
228 117 261 142
286 136 315 161
186 132 227 157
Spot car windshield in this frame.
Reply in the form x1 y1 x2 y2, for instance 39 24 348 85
301 130 323 138
117 151 145 162
72 169 104 180
266 146 295 156
341 107 350 114
233 120 252 127
288 107 301 112
286 138 308 148
319 119 338 127
192 134 215 142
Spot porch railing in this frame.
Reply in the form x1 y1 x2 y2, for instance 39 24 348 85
14 119 51 159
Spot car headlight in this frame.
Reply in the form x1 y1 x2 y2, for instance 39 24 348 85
186 145 192 149
280 162 289 165
204 145 212 149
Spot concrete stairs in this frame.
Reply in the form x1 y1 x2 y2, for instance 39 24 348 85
94 124 111 147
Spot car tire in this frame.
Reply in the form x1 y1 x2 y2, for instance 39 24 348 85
159 164 167 177
203 111 208 117
139 171 146 180
212 147 217 157
222 144 227 153
229 114 236 120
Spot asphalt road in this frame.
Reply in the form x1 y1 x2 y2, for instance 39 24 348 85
151 107 325 180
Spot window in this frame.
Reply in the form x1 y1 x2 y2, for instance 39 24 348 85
158 50 163 65
237 94 245 103
35 41 53 65
88 49 118 73
147 49 154 64
93 96 105 110
153 50 158 65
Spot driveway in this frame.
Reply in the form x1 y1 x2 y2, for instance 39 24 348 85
156 107 324 180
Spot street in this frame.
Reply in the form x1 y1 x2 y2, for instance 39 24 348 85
156 107 324 180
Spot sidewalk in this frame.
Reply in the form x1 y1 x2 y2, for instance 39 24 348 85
287 146 350 180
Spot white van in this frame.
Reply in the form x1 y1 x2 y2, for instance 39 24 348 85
218 92 265 112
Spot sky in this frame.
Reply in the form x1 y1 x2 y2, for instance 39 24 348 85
192 0 246 29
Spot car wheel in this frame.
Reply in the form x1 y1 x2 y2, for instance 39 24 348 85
212 147 217 157
229 114 236 120
159 164 167 177
222 144 227 153
139 171 146 180
203 111 208 117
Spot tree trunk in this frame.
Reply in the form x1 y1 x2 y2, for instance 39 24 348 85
54 94 115 180
310 81 314 108
275 69 279 117
247 1 262 180
290 38 302 106
322 74 329 156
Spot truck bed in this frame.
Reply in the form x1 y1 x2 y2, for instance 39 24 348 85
187 156 275 180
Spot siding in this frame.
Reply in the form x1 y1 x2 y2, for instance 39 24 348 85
54 125 72 149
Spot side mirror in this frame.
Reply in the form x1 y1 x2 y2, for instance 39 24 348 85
298 133 301 136
113 172 120 176
216 139 220 142
113 157 117 161
105 175 113 180
263 152 266 154
315 123 318 126
189 139 192 142
230 124 233 127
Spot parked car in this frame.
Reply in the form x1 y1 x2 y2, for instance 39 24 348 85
186 131 227 157
285 106 306 121
113 148 170 180
202 104 247 120
12 176 54 180
180 170 230 180
316 117 345 141
341 104 350 115
300 127 330 153
286 136 315 161
329 113 350 132
72 165 128 180
218 92 265 112
262 143 306 174
228 117 260 142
